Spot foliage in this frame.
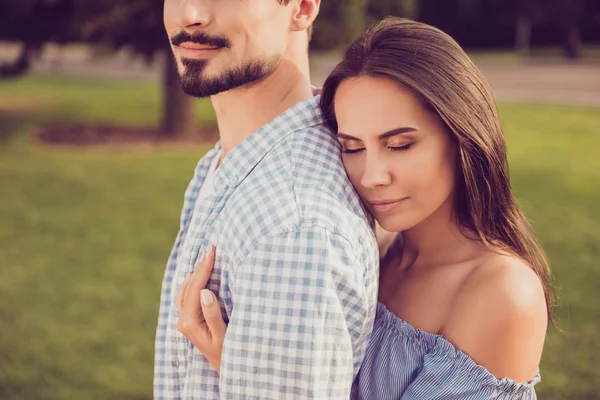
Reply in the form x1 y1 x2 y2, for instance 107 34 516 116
76 0 167 60
0 0 79 44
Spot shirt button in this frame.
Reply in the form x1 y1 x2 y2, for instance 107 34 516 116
230 175 239 184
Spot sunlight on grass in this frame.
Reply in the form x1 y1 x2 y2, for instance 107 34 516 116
0 74 216 128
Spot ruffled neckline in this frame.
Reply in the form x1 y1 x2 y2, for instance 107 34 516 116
375 302 541 395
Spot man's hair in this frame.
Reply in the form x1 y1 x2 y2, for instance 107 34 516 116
278 0 314 41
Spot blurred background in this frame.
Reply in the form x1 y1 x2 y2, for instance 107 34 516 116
0 0 599 399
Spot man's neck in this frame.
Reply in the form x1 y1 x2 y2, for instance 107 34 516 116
211 51 313 158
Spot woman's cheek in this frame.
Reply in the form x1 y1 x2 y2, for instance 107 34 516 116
342 157 365 188
411 148 456 207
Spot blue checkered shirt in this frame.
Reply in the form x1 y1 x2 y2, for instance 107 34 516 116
154 95 379 399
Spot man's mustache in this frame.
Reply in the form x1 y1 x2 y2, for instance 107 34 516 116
170 31 231 49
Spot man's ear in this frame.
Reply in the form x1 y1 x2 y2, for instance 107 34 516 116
290 0 320 33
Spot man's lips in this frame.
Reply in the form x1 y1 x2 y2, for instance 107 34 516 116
177 42 221 58
367 198 408 213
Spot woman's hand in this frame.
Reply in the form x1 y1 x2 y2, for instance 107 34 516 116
176 246 227 374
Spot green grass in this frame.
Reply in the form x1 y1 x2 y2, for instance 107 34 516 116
1 75 599 399
499 104 600 399
0 74 217 133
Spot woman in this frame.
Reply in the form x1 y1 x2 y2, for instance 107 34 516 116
177 18 553 399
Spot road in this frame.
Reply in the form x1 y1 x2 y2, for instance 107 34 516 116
2 43 599 107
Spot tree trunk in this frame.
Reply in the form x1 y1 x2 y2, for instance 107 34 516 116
404 0 420 20
161 54 196 138
515 15 532 55
0 42 41 79
340 0 370 45
562 21 583 60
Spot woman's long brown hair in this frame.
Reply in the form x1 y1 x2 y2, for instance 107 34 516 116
320 17 555 319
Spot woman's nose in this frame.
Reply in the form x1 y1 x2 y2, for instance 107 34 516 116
361 155 392 189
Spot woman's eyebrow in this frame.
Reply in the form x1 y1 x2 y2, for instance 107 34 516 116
337 127 417 141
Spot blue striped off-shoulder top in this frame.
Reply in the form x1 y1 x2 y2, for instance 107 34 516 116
351 303 540 399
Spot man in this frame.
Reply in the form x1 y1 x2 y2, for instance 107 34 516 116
155 1 379 398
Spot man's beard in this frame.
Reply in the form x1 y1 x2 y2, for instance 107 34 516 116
179 56 280 98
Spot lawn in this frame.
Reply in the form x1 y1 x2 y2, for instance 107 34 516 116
0 75 599 399
0 74 217 137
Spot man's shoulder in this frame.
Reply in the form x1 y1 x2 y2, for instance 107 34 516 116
276 122 348 194
219 123 374 255
256 123 366 221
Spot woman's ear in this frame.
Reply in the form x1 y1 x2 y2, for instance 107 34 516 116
289 0 320 33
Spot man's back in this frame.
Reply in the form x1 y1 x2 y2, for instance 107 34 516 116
155 96 379 399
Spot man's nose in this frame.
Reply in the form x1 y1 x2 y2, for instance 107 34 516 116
174 0 211 30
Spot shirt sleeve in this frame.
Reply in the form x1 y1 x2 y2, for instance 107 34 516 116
218 225 376 399
155 155 211 397
400 350 539 400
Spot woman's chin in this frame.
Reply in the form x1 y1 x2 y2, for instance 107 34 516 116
375 214 418 234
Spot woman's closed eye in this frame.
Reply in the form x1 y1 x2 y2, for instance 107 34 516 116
340 139 364 154
341 143 414 154
388 143 413 152
342 146 365 154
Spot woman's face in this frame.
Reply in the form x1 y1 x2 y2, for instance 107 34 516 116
334 76 458 232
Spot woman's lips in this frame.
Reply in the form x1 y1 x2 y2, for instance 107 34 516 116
369 198 407 214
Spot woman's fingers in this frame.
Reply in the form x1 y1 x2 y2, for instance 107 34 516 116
200 289 227 344
180 247 216 327
195 246 216 287
176 272 193 315
177 246 225 354
183 247 216 303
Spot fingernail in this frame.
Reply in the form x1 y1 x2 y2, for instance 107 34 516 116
201 289 214 305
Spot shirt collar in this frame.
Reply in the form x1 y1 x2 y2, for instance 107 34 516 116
212 95 326 190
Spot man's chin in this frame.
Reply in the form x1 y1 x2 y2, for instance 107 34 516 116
180 78 258 98
179 58 278 98
178 59 216 98
180 71 234 98
180 82 219 98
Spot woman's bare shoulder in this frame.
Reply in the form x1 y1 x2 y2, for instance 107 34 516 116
441 253 548 383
